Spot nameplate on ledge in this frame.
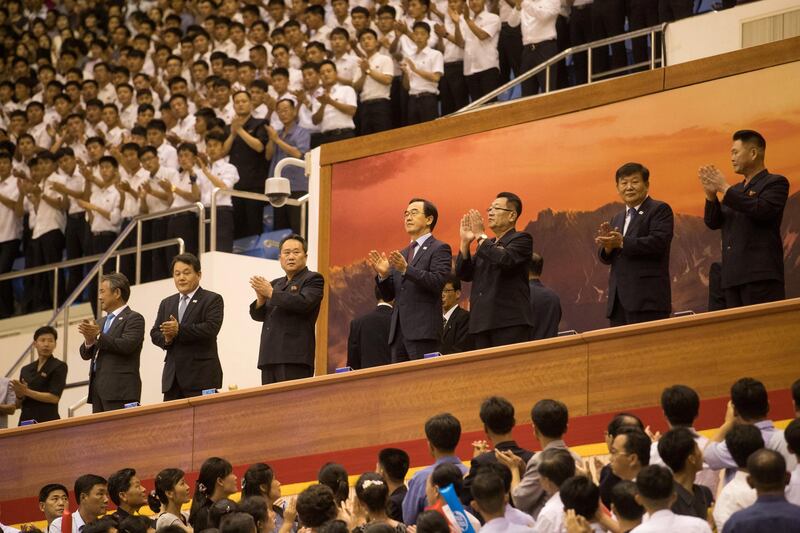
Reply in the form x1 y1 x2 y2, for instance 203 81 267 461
335 366 353 373
202 388 219 395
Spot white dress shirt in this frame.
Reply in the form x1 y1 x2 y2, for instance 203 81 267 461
406 46 444 95
120 167 149 219
441 17 465 63
88 184 122 234
171 167 199 209
119 103 137 130
156 142 180 170
334 53 360 85
105 126 125 146
199 159 240 208
786 464 800 505
459 10 501 75
320 83 357 132
31 174 67 239
399 17 439 57
170 114 198 143
712 470 757 531
58 170 86 216
30 121 52 149
0 176 22 243
443 304 459 324
482 517 534 533
507 0 560 45
145 167 178 214
49 509 87 533
631 509 712 533
358 53 394 101
533 492 563 533
299 88 323 132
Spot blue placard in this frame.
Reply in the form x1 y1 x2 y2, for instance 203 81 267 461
20 419 38 426
335 366 353 373
202 388 218 395
439 484 476 533
123 402 140 409
423 352 443 359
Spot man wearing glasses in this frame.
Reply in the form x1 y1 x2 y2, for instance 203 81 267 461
368 198 452 362
250 233 325 384
455 192 533 349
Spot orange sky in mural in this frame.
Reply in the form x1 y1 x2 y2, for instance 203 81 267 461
330 63 800 267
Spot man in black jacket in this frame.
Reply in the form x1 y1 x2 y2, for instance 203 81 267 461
78 272 145 413
455 192 533 349
597 162 674 326
440 276 472 355
251 233 324 384
347 286 393 370
700 129 790 308
151 253 224 400
528 253 561 340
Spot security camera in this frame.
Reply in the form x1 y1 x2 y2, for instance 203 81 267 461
265 176 290 207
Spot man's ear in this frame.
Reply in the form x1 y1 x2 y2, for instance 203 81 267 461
746 475 755 490
469 500 480 514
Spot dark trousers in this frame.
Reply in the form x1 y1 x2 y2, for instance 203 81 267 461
555 15 571 89
21 215 34 313
167 212 199 258
209 206 234 252
65 213 90 300
261 364 313 385
609 293 669 327
89 231 118 316
163 380 206 401
321 128 356 144
659 0 693 22
440 61 469 115
472 324 531 350
628 0 660 68
708 262 726 311
390 322 440 363
359 99 393 135
90 387 137 413
591 0 628 75
498 23 523 83
466 67 501 103
0 239 19 318
233 184 266 239
570 4 594 85
272 191 307 236
406 93 439 125
31 229 65 311
390 75 409 128
145 219 168 281
723 280 785 309
520 40 559 96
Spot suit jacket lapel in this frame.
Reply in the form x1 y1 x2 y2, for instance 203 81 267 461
625 197 648 236
180 288 203 324
107 307 130 336
410 237 434 267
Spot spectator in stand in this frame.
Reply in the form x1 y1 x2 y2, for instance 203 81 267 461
508 0 560 96
108 468 150 524
413 511 449 533
722 449 800 533
115 142 149 283
610 481 645 533
0 376 15 428
701 130 790 308
198 132 239 253
599 413 646 508
469 470 532 532
347 286 393 370
169 142 202 256
146 119 179 170
139 145 178 281
434 0 468 117
314 60 358 143
569 0 593 86
188 457 238 532
296 485 338 530
528 252 562 340
713 423 764 531
453 0 501 102
267 98 310 235
403 413 467 524
611 427 651 483
456 192 533 349
13 326 67 424
630 465 712 533
401 22 443 125
0 151 23 318
354 29 395 135
378 448 411 523
423 463 482 531
238 497 275 533
49 475 109 533
440 276 472 355
590 0 627 77
241 463 293 532
352 473 407 532
531 448 577 533
147 468 192 531
38 484 69 529
318 463 350 509
656 427 714 520
784 419 800 505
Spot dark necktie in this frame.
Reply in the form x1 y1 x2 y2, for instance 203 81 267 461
407 241 418 262
624 207 636 235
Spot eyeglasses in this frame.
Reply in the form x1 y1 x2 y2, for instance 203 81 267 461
486 205 513 213
403 209 423 218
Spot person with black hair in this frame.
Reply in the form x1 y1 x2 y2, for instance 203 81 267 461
0 150 23 319
596 162 674 326
80 517 117 533
118 516 155 533
631 465 711 532
317 464 350 508
610 481 644 533
368 198 452 362
49 474 109 533
560 476 605 531
351 473 406 532
474 463 534 527
241 463 291 531
296 484 338 530
786 418 800 505
704 378 796 482
318 520 348 533
38 484 69 528
440 276 472 355
722 449 800 532
528 252 561 340
377 448 411 523
13 326 68 424
530 448 576 533
656 427 713 520
238 496 275 533
792 378 800 418
610 427 651 482
107 468 150 523
422 463 481 531
456 192 534 349
713 423 763 531
148 468 192 531
701 130 790 308
403 413 466 525
188 458 237 531
468 471 530 532
347 286 393 369
219 513 255 533
250 233 324 384
210 499 240 529
411 511 449 533
463 396 532 506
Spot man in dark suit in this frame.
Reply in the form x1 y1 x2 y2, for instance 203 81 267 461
151 253 224 400
250 233 324 384
528 253 562 340
596 162 674 327
440 276 472 355
78 272 145 413
700 129 790 308
347 286 393 370
455 192 533 349
368 198 452 362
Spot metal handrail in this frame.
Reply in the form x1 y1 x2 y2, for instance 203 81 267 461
68 395 88 418
452 23 668 116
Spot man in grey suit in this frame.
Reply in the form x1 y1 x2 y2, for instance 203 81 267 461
78 272 145 413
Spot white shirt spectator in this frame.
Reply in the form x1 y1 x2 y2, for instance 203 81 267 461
31 174 67 239
507 0 560 45
105 126 125 147
0 176 22 243
787 464 800 505
377 29 403 77
631 509 712 533
119 103 137 130
213 101 237 124
358 53 394 101
299 89 323 133
441 17 465 64
712 470 757 531
30 121 52 150
88 184 122 234
145 167 178 214
310 25 333 48
505 504 536 528
481 517 533 533
59 170 87 216
334 53 360 85
49 508 86 533
650 429 719 494
320 83 357 132
459 10 501 75
156 142 180 170
406 46 444 95
171 114 198 143
533 492 563 533
704 420 797 482
172 168 199 208
399 17 439 57
120 167 149 219
199 159 240 208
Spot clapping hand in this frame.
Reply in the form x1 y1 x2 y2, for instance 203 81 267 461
78 318 101 343
472 439 490 457
367 250 391 277
564 509 592 533
434 23 447 38
468 208 485 234
11 378 29 399
448 6 461 21
595 222 622 252
388 250 408 274
460 213 475 245
250 275 273 302
699 165 729 197
495 449 525 476
160 314 179 343
266 126 279 142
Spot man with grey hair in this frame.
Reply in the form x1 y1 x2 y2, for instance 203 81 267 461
78 272 145 413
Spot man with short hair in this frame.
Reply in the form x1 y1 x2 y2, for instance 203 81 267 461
722 450 800 532
657 427 714 520
456 192 533 349
49 475 109 533
267 98 310 235
0 151 23 318
13 326 68 424
611 427 651 482
354 29 394 135
531 448 577 533
701 130 790 308
451 0 501 102
508 0 560 96
401 22 444 125
784 418 800 505
528 252 561 340
78 272 145 413
713 423 764 530
369 198 452 362
313 60 358 143
38 484 69 528
250 234 324 384
610 481 645 533
378 448 411 522
107 468 150 523
596 162 674 326
469 471 532 532
151 253 224 400
630 465 712 532
403 413 468 525
440 276 472 355
347 286 393 370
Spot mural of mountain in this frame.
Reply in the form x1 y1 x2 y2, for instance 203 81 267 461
326 193 800 371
